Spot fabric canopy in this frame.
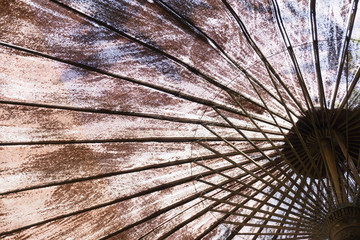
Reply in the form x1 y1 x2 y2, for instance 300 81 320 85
0 0 360 239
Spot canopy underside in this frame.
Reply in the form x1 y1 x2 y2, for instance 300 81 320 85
0 0 360 239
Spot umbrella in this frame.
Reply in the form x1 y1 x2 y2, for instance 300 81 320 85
1 0 360 239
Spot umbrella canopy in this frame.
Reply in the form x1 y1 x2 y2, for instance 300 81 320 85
1 0 360 239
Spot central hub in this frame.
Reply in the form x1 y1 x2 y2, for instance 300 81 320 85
281 108 360 179
326 206 360 240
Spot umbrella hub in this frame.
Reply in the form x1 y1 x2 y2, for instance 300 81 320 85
326 206 360 240
282 108 360 179
282 109 360 239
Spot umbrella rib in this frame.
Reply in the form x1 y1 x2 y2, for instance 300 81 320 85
335 110 360 129
47 0 290 126
211 207 310 225
236 232 311 236
192 161 253 187
197 130 319 211
0 100 285 138
0 137 284 147
331 66 360 125
211 103 324 208
154 188 243 240
270 169 326 219
271 0 319 114
1 148 275 196
204 197 312 222
309 2 335 157
330 0 359 111
309 0 327 110
216 2 329 193
101 162 277 239
252 177 320 240
197 141 287 195
229 213 306 226
136 190 224 240
199 142 306 206
136 185 237 240
0 99 277 130
196 167 315 215
263 66 329 186
153 0 297 122
270 174 325 240
213 100 281 165
337 159 358 200
0 163 248 237
304 164 330 211
2 144 279 197
223 184 310 240
244 75 328 205
225 222 311 232
194 175 285 240
221 0 307 115
262 53 330 188
1 141 279 198
335 131 360 186
155 165 288 240
0 41 290 131
283 155 330 211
